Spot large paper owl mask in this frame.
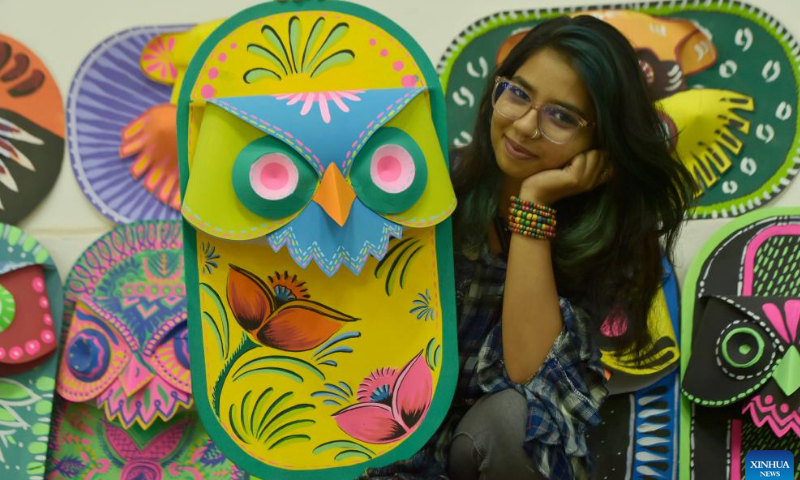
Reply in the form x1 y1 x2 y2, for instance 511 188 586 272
681 209 800 479
56 221 191 430
178 1 457 478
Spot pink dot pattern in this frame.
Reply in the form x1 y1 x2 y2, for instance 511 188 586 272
25 340 40 355
366 36 422 88
201 85 215 100
0 267 57 365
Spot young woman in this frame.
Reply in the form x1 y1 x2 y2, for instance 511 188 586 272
366 15 694 480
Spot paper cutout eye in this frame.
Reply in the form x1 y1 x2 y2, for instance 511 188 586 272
250 154 299 200
350 127 428 214
66 329 112 382
716 322 774 378
370 145 416 193
232 136 318 219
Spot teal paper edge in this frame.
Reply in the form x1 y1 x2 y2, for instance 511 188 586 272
0 224 63 480
176 1 457 479
678 206 800 480
436 0 800 221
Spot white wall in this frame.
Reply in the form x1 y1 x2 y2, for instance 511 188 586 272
2 0 799 287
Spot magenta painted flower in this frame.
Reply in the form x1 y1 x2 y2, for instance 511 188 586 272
333 352 432 444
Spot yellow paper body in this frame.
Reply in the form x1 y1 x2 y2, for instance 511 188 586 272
196 227 444 469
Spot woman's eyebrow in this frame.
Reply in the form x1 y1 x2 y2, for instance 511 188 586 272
511 75 589 118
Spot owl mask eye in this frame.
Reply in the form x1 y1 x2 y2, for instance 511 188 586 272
232 136 318 219
349 127 428 214
719 324 768 372
57 302 130 403
67 329 112 382
682 296 780 406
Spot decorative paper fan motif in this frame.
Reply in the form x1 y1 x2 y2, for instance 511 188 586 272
68 24 217 223
178 2 457 478
437 1 800 219
0 34 64 224
0 223 63 479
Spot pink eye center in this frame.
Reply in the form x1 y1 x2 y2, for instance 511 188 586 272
250 153 299 201
376 155 402 183
261 162 289 189
370 144 415 194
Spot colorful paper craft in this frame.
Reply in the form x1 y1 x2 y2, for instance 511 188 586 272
0 34 64 224
56 221 191 430
681 208 800 479
178 1 457 478
46 402 249 480
0 224 63 480
437 2 800 219
587 259 681 479
68 24 221 223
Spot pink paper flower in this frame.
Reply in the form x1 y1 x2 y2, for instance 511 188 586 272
333 352 432 444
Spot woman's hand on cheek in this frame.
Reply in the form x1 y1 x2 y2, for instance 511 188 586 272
519 150 611 205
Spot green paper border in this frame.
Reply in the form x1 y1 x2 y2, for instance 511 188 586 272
679 206 800 480
435 0 800 220
232 135 319 220
176 1 457 479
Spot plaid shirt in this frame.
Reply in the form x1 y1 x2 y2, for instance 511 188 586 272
363 251 608 480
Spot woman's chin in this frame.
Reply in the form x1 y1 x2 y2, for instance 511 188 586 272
496 155 539 180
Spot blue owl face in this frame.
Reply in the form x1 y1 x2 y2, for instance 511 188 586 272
183 87 454 276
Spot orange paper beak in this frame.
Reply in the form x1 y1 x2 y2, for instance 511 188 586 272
312 164 356 227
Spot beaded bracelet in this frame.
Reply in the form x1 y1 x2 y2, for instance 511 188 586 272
507 196 557 240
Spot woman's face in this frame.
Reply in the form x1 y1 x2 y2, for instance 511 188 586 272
490 47 596 181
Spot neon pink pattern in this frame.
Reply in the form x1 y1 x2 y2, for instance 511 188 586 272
730 419 742 480
742 225 800 295
743 394 800 438
761 301 800 344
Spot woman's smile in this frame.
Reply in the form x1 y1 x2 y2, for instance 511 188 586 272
503 135 538 160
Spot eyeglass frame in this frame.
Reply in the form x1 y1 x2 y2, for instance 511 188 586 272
491 76 595 145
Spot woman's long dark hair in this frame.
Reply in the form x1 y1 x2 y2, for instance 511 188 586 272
452 15 695 356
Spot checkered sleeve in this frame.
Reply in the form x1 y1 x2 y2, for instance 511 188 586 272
475 297 609 480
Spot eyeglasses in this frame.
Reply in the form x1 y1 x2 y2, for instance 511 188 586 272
491 77 593 145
